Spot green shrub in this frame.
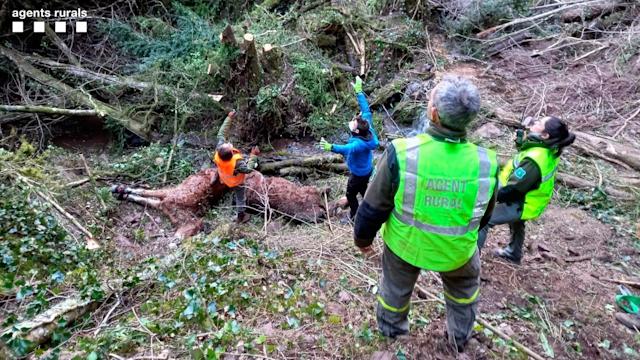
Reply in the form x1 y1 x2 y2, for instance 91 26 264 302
0 189 80 284
291 56 333 108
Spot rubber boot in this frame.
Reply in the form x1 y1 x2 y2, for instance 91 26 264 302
493 248 521 265
616 312 640 330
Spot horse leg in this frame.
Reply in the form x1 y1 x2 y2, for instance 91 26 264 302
122 194 162 208
111 184 173 200
134 188 174 199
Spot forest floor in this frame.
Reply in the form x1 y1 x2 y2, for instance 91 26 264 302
19 53 638 360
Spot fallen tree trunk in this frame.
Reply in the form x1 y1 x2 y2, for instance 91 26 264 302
560 0 627 22
242 33 262 96
576 131 640 172
0 46 149 139
492 107 640 172
44 22 80 66
557 173 635 200
23 55 220 104
0 104 97 116
258 154 344 173
486 32 532 56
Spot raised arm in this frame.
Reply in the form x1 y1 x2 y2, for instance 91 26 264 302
216 110 236 146
353 77 378 144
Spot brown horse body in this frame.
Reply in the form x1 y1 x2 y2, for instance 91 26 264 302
114 169 328 238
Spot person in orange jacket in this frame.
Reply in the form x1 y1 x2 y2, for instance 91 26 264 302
213 110 259 223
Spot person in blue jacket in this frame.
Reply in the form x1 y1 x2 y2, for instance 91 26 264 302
318 76 379 220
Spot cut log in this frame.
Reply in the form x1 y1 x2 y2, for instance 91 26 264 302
486 32 532 56
498 149 634 199
576 131 640 172
278 166 313 176
219 24 237 46
260 44 283 78
258 154 343 173
242 33 263 95
0 46 149 139
0 104 97 116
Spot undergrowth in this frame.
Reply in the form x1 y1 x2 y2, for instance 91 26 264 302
106 142 196 185
68 233 356 359
443 0 531 56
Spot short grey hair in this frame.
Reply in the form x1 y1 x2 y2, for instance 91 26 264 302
433 75 480 131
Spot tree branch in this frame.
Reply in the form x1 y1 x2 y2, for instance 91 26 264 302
0 45 149 139
0 104 97 116
44 22 81 66
24 55 220 103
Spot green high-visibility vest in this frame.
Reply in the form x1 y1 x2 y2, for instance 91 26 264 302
499 146 559 220
381 134 498 272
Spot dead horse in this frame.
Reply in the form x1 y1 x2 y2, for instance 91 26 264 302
111 169 329 239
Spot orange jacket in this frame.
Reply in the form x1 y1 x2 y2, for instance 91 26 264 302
214 149 245 187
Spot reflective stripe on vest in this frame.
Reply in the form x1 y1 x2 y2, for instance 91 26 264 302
381 134 498 272
392 145 493 236
444 287 480 305
498 146 559 220
214 150 246 188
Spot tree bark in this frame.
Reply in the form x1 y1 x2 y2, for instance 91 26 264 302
498 153 634 200
0 104 97 116
24 55 219 103
219 24 237 46
369 76 411 108
0 45 149 139
575 131 640 172
561 0 626 22
242 33 263 96
557 173 634 200
260 44 284 79
44 22 80 66
258 154 344 173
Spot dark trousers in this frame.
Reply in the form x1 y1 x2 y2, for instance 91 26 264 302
232 185 246 215
346 172 371 219
477 202 526 261
377 245 481 350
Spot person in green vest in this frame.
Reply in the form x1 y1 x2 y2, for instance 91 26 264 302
353 75 499 352
477 116 575 263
